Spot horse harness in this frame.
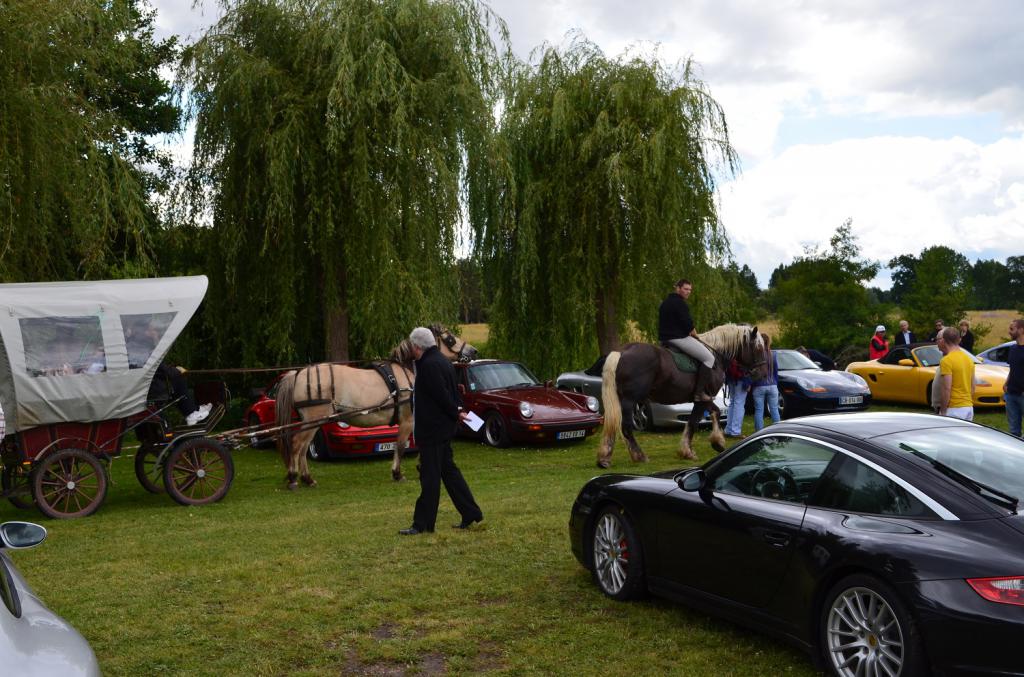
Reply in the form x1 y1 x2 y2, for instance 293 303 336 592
293 362 410 426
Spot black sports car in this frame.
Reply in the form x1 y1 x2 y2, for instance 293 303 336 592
569 413 1024 676
772 349 871 418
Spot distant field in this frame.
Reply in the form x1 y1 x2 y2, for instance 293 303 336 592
459 322 489 346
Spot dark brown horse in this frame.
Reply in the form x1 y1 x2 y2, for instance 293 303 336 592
598 324 765 467
274 325 476 488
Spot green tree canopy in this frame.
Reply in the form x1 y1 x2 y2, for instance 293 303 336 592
0 0 179 282
895 246 972 333
773 220 883 355
176 0 508 364
479 38 737 376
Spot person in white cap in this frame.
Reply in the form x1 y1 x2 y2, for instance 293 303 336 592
869 325 889 360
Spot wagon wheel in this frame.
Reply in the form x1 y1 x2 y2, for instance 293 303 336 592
31 449 108 519
2 463 36 509
162 438 234 506
134 442 165 494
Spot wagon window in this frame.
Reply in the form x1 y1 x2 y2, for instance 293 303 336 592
20 316 106 377
122 312 176 369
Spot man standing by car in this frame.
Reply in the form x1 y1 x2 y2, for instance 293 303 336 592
1004 319 1024 437
658 279 715 401
928 319 945 342
937 327 975 421
894 320 916 346
400 327 483 535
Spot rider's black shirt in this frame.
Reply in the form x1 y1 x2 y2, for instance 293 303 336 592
658 293 694 342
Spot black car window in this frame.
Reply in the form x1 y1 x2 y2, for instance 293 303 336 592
0 558 21 618
709 436 836 503
812 456 937 518
989 347 1008 363
879 347 910 365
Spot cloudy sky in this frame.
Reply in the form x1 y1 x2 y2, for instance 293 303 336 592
151 0 1024 288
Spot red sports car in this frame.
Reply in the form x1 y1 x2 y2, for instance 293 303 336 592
244 376 414 461
454 360 602 447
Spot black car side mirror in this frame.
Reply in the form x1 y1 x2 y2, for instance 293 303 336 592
675 468 706 492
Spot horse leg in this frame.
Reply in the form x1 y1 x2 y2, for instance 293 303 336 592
620 399 647 463
707 402 726 453
300 450 317 487
288 425 317 490
678 404 703 460
392 414 413 481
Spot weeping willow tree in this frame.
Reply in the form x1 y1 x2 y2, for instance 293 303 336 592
478 38 738 377
177 0 507 365
0 0 179 282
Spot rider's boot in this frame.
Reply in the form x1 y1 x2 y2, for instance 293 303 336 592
693 363 714 402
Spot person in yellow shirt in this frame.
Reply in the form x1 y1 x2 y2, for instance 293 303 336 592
937 327 975 420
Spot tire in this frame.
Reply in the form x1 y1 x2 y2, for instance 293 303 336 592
2 463 35 509
483 411 510 448
630 401 654 432
590 505 645 601
163 438 234 506
31 449 108 519
820 573 926 677
134 442 165 494
306 430 328 462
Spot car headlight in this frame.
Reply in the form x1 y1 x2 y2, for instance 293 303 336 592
586 395 600 412
337 421 350 429
794 377 826 393
519 401 534 418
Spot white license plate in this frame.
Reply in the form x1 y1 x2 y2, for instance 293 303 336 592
839 396 863 405
375 442 397 452
557 430 586 440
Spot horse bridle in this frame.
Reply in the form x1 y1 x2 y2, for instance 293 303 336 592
437 330 474 362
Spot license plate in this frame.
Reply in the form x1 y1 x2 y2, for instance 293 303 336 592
557 430 586 440
839 396 863 405
375 442 397 452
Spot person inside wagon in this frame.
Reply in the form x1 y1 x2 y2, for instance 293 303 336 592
128 320 209 426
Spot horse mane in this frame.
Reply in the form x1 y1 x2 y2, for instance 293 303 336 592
698 323 763 357
389 339 417 366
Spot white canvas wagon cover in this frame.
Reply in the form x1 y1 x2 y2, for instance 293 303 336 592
0 276 208 433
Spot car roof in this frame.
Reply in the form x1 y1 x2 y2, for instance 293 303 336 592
769 411 975 441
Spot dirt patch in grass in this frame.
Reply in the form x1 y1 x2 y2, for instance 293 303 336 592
371 623 398 640
472 641 505 672
418 652 446 675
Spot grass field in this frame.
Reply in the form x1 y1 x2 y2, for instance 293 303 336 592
3 404 1015 676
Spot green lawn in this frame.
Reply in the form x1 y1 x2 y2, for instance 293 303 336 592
3 404 1015 675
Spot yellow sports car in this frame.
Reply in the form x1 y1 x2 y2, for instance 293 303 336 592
846 342 1007 408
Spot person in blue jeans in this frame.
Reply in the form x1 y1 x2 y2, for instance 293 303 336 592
724 359 750 438
751 339 780 431
1004 319 1024 437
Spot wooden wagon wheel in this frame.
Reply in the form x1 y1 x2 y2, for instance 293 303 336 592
133 442 165 494
162 438 234 506
2 463 36 509
31 448 108 519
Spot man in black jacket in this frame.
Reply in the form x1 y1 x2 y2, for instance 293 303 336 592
894 320 916 346
658 279 715 400
400 327 483 535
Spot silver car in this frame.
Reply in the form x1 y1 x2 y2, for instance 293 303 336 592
0 521 100 676
555 357 728 431
977 340 1014 367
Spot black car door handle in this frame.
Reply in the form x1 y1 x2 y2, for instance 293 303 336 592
764 531 790 547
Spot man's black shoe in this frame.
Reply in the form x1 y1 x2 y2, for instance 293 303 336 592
399 526 432 535
452 516 483 529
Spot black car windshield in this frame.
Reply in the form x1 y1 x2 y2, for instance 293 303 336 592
467 363 539 391
776 350 820 371
873 426 1024 503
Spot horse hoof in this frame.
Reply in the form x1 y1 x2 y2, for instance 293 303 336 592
302 479 317 488
288 482 299 491
596 460 610 469
391 470 404 482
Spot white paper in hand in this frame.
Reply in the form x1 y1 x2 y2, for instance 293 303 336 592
463 410 484 432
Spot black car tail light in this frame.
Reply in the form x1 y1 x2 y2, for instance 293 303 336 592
967 576 1024 606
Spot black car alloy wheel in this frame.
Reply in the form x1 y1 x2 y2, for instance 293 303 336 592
821 574 925 676
591 506 645 601
483 412 509 447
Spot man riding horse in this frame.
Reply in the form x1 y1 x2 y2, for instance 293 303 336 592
658 278 715 401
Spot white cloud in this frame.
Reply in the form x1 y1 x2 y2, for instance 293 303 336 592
720 134 1024 287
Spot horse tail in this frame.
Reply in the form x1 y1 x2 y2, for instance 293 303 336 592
599 351 622 465
275 369 299 464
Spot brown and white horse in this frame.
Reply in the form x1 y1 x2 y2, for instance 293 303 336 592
274 325 476 488
598 324 766 468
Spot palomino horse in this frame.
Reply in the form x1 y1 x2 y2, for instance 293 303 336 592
598 324 766 468
274 325 477 488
